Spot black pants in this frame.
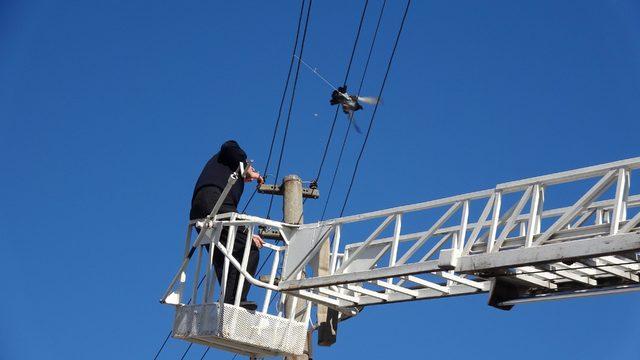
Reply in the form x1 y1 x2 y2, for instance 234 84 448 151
213 227 260 304
191 187 260 304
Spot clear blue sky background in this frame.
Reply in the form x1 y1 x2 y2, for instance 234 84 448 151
1 1 639 359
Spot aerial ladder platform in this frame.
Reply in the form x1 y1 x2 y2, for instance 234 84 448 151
162 157 640 358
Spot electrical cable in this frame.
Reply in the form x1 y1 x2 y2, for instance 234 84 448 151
261 0 306 185
238 0 310 294
314 0 370 184
157 7 308 354
243 0 313 324
340 0 411 217
266 0 314 218
179 344 193 360
152 331 172 360
320 0 387 221
155 2 393 358
156 2 309 359
241 3 313 342
240 0 307 215
153 276 206 359
240 187 258 214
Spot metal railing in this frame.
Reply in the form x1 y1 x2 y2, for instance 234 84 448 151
277 157 640 310
162 157 640 321
161 212 312 323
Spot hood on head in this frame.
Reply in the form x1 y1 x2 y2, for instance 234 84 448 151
218 140 247 169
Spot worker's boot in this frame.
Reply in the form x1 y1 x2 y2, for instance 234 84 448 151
240 301 257 311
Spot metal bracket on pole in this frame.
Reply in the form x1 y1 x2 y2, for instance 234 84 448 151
256 180 319 240
258 183 320 199
259 226 283 240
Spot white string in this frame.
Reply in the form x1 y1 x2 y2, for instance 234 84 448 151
294 55 340 92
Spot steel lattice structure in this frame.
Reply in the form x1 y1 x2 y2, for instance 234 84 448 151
162 157 640 357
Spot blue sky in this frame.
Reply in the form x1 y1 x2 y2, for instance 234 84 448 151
1 1 639 359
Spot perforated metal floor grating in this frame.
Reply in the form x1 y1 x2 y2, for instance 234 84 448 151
173 303 307 356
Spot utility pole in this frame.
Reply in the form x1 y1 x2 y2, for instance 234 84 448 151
259 174 338 357
259 174 319 360
282 175 309 360
282 175 305 225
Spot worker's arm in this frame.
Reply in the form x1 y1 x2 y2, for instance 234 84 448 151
244 164 264 184
252 234 265 248
243 163 265 248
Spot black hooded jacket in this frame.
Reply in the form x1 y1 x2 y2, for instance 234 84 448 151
191 140 247 215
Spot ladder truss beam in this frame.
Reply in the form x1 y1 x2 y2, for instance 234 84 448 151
164 157 640 351
280 233 640 291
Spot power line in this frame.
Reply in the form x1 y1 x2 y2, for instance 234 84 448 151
355 0 388 98
240 187 258 214
200 347 237 360
241 0 307 215
261 0 307 181
155 2 400 359
266 0 314 218
258 0 371 321
153 276 206 359
343 0 370 84
314 0 370 183
246 0 312 288
340 0 411 217
203 4 311 354
179 344 193 360
152 330 172 360
320 113 352 221
243 1 310 352
321 0 387 221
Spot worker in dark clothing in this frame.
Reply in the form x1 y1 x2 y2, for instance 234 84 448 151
190 140 264 310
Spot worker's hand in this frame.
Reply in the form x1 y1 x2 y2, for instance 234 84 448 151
252 234 265 249
244 164 264 184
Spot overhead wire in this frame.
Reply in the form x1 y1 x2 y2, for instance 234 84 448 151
266 0 314 218
153 276 206 359
254 0 314 283
320 0 387 221
314 0 370 184
339 0 411 217
255 1 376 340
242 2 313 338
258 0 372 301
179 344 193 360
152 330 172 360
156 2 407 359
230 6 312 353
155 6 309 356
240 0 307 214
200 348 237 360
157 2 309 360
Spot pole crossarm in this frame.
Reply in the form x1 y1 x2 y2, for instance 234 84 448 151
258 182 320 199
